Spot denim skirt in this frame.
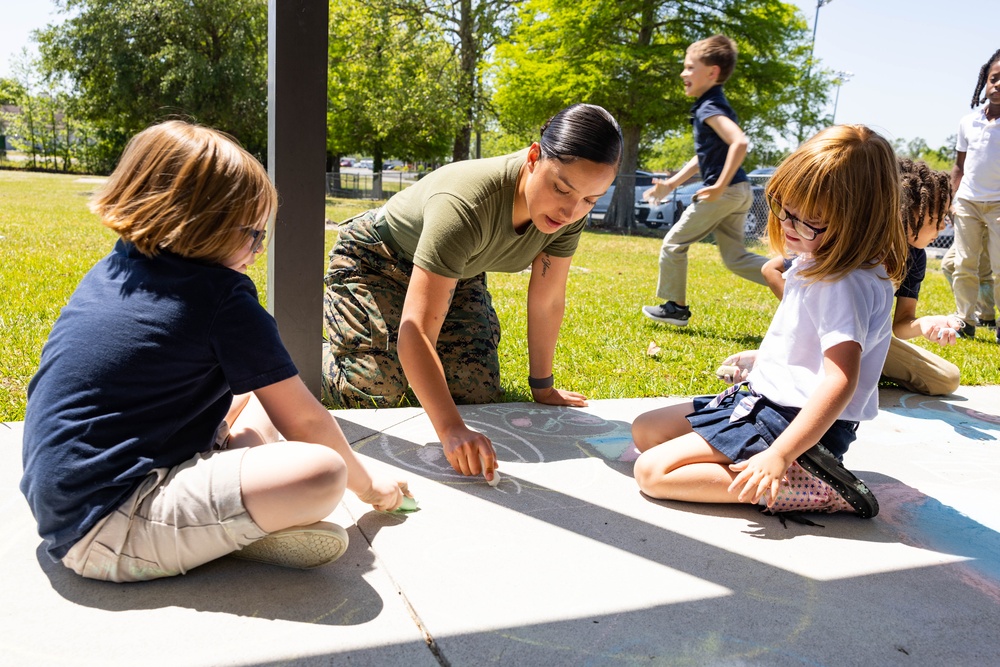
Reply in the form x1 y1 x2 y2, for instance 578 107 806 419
686 385 858 464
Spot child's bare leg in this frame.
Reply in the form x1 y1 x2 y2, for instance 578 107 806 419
632 401 694 452
231 393 348 533
227 392 279 449
634 432 747 504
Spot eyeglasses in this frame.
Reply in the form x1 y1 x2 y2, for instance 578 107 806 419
246 228 267 254
767 196 827 241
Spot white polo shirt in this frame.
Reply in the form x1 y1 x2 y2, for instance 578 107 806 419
955 106 1000 202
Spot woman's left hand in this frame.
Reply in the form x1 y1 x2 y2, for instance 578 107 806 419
531 386 588 407
728 448 790 506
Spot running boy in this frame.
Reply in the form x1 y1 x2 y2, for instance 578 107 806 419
641 34 767 326
21 121 408 583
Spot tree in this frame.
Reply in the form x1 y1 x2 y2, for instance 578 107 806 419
0 78 26 105
6 50 45 169
35 0 268 172
492 0 831 228
328 0 461 194
891 136 957 172
397 0 521 163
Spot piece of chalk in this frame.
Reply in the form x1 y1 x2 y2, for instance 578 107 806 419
938 327 956 339
480 454 501 487
382 495 419 514
716 364 740 381
397 495 419 512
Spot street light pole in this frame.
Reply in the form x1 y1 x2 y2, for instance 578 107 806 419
831 70 853 124
808 0 832 71
798 0 833 144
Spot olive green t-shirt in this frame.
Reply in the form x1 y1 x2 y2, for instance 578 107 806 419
381 149 586 279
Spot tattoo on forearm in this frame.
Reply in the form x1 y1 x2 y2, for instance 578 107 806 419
540 253 552 277
441 286 455 319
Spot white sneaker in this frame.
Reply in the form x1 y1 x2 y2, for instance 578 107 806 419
230 521 349 569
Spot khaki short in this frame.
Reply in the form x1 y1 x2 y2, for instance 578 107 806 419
61 444 268 583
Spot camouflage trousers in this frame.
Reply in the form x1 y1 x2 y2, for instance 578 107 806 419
322 209 502 409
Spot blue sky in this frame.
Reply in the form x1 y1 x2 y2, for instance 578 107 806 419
2 1 994 152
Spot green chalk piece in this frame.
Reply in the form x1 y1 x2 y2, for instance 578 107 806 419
393 496 420 513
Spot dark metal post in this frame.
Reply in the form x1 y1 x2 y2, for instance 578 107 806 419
267 0 328 396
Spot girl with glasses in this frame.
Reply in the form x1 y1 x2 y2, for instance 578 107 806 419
759 159 962 397
21 121 409 583
630 125 907 518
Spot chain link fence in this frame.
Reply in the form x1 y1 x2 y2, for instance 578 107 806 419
326 170 423 200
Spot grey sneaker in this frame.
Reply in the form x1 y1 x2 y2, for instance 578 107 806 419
230 521 349 569
642 301 691 326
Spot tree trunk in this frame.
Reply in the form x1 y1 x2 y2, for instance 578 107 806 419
451 0 477 163
606 124 642 230
373 144 384 199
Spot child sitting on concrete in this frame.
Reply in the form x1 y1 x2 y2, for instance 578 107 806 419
21 120 408 583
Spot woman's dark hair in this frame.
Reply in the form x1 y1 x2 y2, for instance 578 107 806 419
970 48 1000 108
539 103 623 169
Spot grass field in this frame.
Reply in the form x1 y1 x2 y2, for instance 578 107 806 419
1 170 996 422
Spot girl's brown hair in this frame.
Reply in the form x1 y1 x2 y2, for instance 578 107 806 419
765 124 907 286
91 120 277 264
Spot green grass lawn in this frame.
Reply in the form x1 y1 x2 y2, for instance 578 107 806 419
2 170 997 422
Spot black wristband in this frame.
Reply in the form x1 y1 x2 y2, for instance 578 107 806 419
528 374 554 390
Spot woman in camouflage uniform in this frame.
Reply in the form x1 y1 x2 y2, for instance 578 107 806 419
323 104 623 480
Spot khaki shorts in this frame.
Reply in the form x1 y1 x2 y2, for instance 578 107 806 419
61 443 268 583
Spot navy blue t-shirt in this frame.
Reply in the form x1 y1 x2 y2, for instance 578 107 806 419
895 246 926 300
692 85 748 188
21 240 298 561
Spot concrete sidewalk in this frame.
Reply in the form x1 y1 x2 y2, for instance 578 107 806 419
2 388 999 666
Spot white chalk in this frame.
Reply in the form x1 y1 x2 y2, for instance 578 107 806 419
480 454 500 487
716 364 740 382
938 327 956 339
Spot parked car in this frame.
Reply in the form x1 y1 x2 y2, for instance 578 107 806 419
634 184 676 229
588 172 668 228
661 181 705 225
588 187 615 223
667 178 767 240
339 157 354 167
747 166 776 177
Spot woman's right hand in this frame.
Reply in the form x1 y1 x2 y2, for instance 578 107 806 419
442 425 497 482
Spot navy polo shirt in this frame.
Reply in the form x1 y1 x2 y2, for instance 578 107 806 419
896 246 926 300
692 85 748 188
21 240 298 561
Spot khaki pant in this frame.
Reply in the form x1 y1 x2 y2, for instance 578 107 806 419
941 239 995 321
881 335 960 396
950 197 1000 326
655 181 767 303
